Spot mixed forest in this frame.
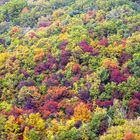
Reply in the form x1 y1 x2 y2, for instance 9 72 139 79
0 0 140 139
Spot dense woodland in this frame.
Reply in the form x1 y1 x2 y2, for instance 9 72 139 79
0 0 140 139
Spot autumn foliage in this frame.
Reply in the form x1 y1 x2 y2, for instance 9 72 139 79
0 0 140 139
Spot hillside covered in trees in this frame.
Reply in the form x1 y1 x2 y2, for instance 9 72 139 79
0 0 140 139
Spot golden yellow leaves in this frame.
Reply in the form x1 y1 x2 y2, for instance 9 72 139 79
74 102 92 122
26 113 45 131
34 48 45 61
59 32 69 41
102 58 118 69
0 52 10 67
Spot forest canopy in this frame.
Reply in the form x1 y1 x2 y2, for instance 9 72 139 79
0 0 140 140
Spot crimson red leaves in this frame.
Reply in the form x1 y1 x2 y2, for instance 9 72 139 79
109 68 126 84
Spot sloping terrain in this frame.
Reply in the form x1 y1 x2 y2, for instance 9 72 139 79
0 0 140 139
